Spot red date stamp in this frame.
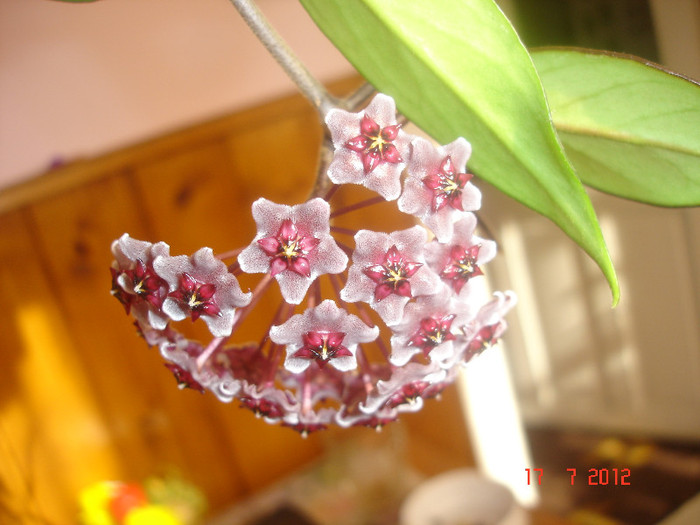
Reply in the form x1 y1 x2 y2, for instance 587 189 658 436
526 468 631 486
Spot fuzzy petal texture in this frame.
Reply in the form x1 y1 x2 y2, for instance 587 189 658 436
453 290 517 366
388 290 477 367
360 362 446 414
282 407 336 437
154 247 252 337
269 299 379 374
424 213 497 297
238 383 298 423
111 233 171 330
335 405 399 429
325 93 413 200
340 226 441 326
157 333 245 402
238 198 348 304
157 335 207 394
398 137 481 241
111 233 170 271
463 290 517 335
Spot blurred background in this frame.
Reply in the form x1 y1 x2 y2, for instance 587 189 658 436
1 0 699 524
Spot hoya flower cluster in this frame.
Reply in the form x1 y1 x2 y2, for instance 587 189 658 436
110 93 515 436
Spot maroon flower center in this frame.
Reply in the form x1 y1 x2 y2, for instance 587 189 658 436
422 156 473 212
409 314 457 354
126 259 166 307
110 267 134 313
168 272 220 320
293 331 351 366
258 219 320 278
364 245 422 301
164 363 205 393
466 324 499 357
345 114 403 174
358 414 398 430
283 422 327 438
441 244 483 293
387 381 430 408
239 397 284 419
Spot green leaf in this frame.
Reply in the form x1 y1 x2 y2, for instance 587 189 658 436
301 0 619 303
532 48 700 207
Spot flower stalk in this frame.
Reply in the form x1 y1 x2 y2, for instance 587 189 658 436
228 0 338 118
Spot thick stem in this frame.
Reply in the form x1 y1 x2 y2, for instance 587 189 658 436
229 0 338 117
309 131 336 198
344 82 376 111
229 0 341 199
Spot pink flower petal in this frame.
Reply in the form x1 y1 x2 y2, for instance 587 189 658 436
346 135 372 152
374 283 394 302
289 257 311 278
395 280 413 298
279 219 298 241
360 114 380 135
303 331 324 347
381 124 401 141
257 237 281 255
381 143 402 163
299 237 321 252
269 257 288 277
198 283 216 299
326 332 345 347
363 149 382 173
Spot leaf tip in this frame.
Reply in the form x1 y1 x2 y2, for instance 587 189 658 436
608 271 621 308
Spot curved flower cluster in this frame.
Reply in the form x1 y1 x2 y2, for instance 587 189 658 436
110 93 516 436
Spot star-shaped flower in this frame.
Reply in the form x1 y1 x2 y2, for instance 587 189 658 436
398 137 481 242
164 363 205 394
111 234 171 330
363 245 423 301
408 314 457 355
282 408 336 438
257 219 320 278
456 291 516 365
153 247 252 337
156 331 254 403
269 300 379 374
424 213 497 296
360 362 447 414
336 406 399 430
388 291 476 367
335 369 399 429
157 334 210 394
340 226 441 326
346 115 403 174
238 198 348 304
238 383 297 423
325 93 413 200
464 324 503 362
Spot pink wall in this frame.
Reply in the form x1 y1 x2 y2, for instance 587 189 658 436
0 0 355 189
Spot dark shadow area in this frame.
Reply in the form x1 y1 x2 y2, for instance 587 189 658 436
527 426 700 524
512 0 658 61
